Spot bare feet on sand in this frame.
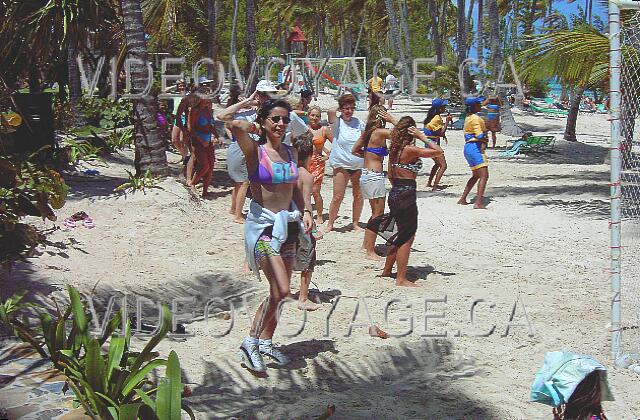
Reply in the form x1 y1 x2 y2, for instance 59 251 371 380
297 300 322 311
473 203 487 209
369 325 390 339
457 198 470 205
352 224 364 232
364 250 385 261
321 224 333 234
395 278 419 287
315 217 324 225
380 270 393 278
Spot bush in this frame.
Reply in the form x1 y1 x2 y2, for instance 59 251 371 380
0 154 69 266
0 285 195 419
78 98 133 129
526 78 551 98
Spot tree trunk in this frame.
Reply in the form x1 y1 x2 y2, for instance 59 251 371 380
67 44 85 126
384 0 411 85
120 0 167 176
524 0 537 38
440 0 448 64
317 9 325 56
563 86 585 141
487 0 502 79
229 0 239 73
398 0 413 61
477 0 484 61
352 9 366 55
245 0 257 90
426 0 443 65
466 0 474 56
587 0 593 24
207 0 220 80
456 0 467 66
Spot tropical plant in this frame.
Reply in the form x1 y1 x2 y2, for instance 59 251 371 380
114 169 161 193
0 154 68 266
0 285 195 419
64 140 104 165
106 128 135 152
516 24 608 140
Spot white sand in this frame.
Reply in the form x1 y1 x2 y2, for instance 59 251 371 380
3 97 639 418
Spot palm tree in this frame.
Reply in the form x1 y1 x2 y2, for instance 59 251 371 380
477 0 484 60
120 0 168 175
426 0 444 65
207 0 221 79
229 0 240 75
486 0 502 79
517 25 608 141
456 0 467 66
384 0 412 85
245 0 257 90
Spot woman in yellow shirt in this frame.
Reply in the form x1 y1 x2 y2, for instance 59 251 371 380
458 96 489 209
422 98 452 191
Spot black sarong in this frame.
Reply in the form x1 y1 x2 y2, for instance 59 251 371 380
366 179 417 246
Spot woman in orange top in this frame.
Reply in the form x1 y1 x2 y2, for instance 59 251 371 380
307 106 333 224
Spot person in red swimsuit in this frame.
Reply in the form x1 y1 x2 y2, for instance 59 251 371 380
307 106 332 224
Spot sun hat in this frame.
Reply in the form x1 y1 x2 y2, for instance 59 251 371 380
464 96 485 105
530 351 614 407
432 98 449 108
256 80 279 93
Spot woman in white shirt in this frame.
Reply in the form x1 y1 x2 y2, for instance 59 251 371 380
323 94 365 233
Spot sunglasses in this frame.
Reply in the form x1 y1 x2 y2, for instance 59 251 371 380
267 115 291 124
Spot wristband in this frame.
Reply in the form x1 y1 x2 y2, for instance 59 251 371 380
304 209 312 215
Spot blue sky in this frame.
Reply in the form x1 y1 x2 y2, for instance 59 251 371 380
554 1 607 20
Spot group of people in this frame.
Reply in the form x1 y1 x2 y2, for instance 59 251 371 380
171 79 494 373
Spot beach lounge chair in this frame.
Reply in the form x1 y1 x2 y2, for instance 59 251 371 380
520 135 555 152
529 104 569 116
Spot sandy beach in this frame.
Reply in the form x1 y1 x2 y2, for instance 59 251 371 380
2 96 639 419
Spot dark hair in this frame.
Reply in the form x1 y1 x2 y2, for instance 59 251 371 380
300 89 313 99
293 131 314 165
556 371 607 420
369 92 382 109
362 104 387 148
390 116 416 160
256 99 292 144
337 94 356 109
424 105 441 126
226 80 242 107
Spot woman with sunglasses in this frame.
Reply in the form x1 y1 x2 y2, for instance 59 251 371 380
230 99 313 373
324 94 365 233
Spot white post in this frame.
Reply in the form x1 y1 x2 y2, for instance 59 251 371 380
609 0 622 360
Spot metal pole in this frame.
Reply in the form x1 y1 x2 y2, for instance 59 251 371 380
609 0 622 360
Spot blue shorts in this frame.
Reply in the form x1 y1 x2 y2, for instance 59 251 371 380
464 142 488 170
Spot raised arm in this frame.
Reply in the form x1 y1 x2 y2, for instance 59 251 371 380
409 127 444 158
216 91 257 121
327 107 338 125
351 131 366 157
230 119 259 157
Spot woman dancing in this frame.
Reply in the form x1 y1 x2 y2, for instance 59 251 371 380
307 106 332 224
324 94 365 233
458 96 490 209
351 104 396 261
367 117 443 287
187 92 220 197
230 99 313 373
423 98 452 191
483 96 501 148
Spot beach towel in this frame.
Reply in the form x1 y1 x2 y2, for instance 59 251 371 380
530 351 614 407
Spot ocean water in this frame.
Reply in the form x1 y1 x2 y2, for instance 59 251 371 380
547 82 596 99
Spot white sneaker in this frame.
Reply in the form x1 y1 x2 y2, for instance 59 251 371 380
259 339 291 365
238 339 266 372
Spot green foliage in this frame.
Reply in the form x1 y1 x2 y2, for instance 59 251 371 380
114 170 162 194
0 154 69 266
78 98 133 130
526 78 551 98
64 139 103 165
105 128 134 153
0 285 195 420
